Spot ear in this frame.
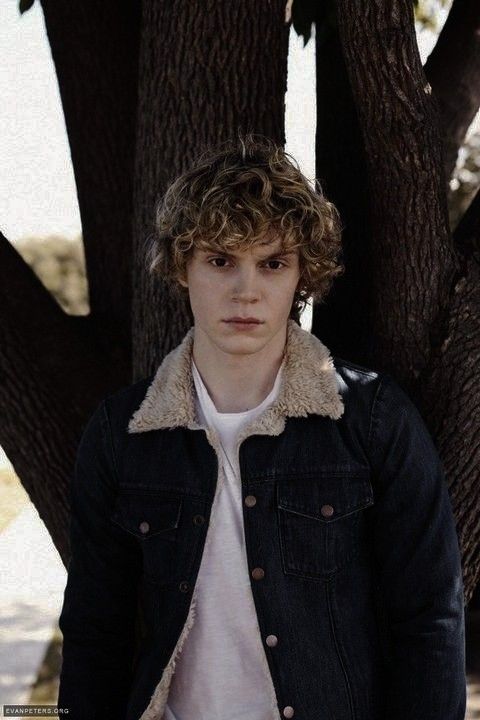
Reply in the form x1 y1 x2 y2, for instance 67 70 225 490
176 268 189 288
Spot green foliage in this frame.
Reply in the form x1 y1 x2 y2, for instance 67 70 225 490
14 235 89 315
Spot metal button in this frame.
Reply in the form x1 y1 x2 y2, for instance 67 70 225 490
245 495 257 507
179 581 190 593
251 567 265 580
266 634 278 647
282 706 295 718
193 514 205 525
321 504 334 518
139 521 150 534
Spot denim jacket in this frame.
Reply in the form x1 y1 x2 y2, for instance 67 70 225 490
57 319 466 720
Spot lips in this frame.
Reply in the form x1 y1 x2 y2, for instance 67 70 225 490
224 318 263 323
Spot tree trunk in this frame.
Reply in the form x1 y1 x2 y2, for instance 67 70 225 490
0 0 141 563
424 0 480 185
0 233 126 564
131 0 290 378
312 13 374 367
333 0 480 601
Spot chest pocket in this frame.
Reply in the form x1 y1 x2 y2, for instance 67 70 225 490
277 471 374 579
110 491 183 585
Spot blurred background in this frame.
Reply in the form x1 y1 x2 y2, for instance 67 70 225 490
1 0 479 714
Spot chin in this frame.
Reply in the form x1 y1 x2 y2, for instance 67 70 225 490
217 333 266 355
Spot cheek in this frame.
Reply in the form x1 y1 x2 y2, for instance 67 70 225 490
188 273 225 312
270 274 300 302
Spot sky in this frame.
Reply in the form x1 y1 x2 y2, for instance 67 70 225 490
1 2 80 241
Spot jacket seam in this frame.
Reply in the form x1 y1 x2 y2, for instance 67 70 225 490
102 397 120 485
367 373 389 457
326 579 356 720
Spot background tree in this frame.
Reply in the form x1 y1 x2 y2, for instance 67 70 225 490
293 0 480 601
2 0 479 604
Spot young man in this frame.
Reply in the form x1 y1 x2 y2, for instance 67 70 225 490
57 135 466 720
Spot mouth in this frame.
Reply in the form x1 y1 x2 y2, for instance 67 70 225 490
223 318 264 328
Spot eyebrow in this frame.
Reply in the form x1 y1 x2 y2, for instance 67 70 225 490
202 248 295 259
261 249 296 259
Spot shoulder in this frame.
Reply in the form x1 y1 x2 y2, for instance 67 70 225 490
331 355 384 419
331 355 417 423
100 373 156 436
332 355 381 385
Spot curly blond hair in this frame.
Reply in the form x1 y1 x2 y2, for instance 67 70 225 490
146 133 345 323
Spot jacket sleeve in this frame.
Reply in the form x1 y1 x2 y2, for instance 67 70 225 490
368 373 466 720
57 399 142 720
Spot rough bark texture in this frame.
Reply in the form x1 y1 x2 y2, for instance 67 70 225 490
0 0 141 562
0 233 125 562
131 0 290 378
335 1 459 384
333 0 480 601
424 0 480 183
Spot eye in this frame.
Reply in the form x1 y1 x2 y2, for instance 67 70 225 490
208 256 230 268
263 259 286 270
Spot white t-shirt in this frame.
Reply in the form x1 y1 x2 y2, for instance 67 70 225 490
163 359 283 720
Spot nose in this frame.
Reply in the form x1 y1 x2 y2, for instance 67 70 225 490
231 264 260 303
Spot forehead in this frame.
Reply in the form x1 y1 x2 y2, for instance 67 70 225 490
196 236 297 257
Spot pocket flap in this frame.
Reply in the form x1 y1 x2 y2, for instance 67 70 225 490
277 472 373 522
110 492 182 537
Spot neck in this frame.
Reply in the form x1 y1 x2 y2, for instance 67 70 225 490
192 325 287 413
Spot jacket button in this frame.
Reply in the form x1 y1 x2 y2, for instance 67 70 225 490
321 504 334 518
245 495 257 507
193 514 205 525
251 567 265 580
179 581 190 593
282 707 295 718
139 521 150 533
266 634 278 647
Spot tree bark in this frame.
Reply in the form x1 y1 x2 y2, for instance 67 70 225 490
0 233 128 563
0 0 141 562
40 0 141 360
334 0 480 601
131 0 290 378
335 0 458 384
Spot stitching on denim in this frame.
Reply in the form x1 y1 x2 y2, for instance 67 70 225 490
367 374 388 458
102 398 120 484
326 580 356 720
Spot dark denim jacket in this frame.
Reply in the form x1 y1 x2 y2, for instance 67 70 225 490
57 320 466 720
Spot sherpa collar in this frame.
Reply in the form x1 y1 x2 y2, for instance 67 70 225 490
127 318 344 442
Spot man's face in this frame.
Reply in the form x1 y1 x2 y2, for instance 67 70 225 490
178 237 301 356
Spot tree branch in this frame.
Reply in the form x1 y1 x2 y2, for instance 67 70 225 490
40 0 141 359
424 0 480 182
0 231 129 562
335 0 458 385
